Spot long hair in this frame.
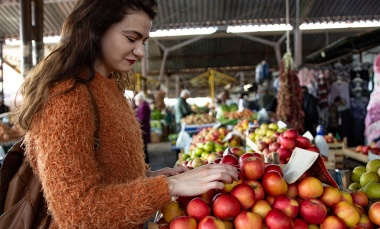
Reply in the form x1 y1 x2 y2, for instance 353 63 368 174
12 0 158 130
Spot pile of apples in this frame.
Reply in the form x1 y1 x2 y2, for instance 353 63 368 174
250 126 320 164
354 144 380 155
349 159 380 200
183 127 244 169
157 150 380 228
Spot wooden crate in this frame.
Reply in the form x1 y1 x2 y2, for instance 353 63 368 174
328 137 347 169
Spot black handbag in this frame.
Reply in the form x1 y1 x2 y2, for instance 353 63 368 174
0 84 100 228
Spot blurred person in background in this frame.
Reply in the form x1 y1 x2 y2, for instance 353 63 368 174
174 89 193 132
134 91 151 164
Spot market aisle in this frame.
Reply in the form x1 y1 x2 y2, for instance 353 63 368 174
148 141 178 171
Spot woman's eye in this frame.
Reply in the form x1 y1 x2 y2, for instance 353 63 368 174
127 37 136 42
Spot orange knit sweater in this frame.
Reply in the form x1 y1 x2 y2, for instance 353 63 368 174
24 73 172 228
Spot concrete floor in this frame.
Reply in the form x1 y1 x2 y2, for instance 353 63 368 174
147 141 179 171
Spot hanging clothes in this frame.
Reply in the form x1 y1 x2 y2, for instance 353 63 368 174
365 53 380 147
328 80 351 110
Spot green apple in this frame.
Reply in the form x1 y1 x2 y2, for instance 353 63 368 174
268 123 279 131
359 172 380 187
348 182 362 191
366 159 380 173
362 182 380 199
260 123 269 131
203 141 215 152
351 166 367 183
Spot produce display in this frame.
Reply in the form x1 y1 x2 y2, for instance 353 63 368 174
182 114 217 125
156 150 380 228
182 127 244 167
247 123 322 163
354 144 380 155
348 159 380 199
221 108 255 121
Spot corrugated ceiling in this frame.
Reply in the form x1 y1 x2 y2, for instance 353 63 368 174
1 0 380 96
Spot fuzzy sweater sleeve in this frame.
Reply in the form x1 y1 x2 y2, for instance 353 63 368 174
25 82 172 229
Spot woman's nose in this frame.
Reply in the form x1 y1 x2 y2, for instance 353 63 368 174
133 43 145 59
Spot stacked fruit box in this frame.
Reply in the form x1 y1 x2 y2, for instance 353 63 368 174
327 137 347 169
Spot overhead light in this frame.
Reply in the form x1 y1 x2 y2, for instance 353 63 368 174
5 36 61 46
150 27 218 37
300 20 380 30
227 24 293 33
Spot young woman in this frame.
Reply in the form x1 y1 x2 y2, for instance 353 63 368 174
12 0 238 228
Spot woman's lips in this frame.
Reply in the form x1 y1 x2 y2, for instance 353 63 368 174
127 59 136 65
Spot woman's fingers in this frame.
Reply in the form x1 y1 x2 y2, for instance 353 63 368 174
167 164 239 197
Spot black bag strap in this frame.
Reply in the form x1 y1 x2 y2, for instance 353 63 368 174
84 84 100 150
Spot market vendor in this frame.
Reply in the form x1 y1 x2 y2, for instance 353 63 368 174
174 89 194 132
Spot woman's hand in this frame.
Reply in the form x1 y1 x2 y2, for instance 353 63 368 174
146 166 190 178
166 163 239 197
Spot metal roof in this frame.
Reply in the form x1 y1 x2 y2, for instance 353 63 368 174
1 0 380 96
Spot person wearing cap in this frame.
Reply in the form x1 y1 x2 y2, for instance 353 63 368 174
174 89 193 132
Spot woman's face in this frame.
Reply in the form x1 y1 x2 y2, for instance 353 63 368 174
95 11 152 76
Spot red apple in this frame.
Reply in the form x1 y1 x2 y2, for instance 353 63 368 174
266 195 275 205
257 141 268 152
319 186 342 207
199 189 216 206
283 128 298 140
269 142 281 153
354 203 366 215
265 208 293 229
212 194 241 220
280 137 296 149
233 211 262 229
240 156 265 180
245 179 265 200
277 147 292 161
272 195 299 219
262 171 288 197
299 198 327 225
230 183 256 209
355 145 363 152
333 201 360 227
368 201 380 226
176 196 195 210
252 199 272 220
197 216 225 229
169 215 197 229
320 215 346 229
285 182 298 198
357 213 375 229
186 197 211 221
295 136 311 149
362 146 370 155
229 147 245 157
350 191 369 207
251 152 265 161
297 177 323 199
238 152 255 164
264 164 284 176
159 223 170 229
292 218 308 229
212 158 221 164
220 154 239 166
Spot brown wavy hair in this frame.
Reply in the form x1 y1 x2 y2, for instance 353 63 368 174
12 0 158 130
